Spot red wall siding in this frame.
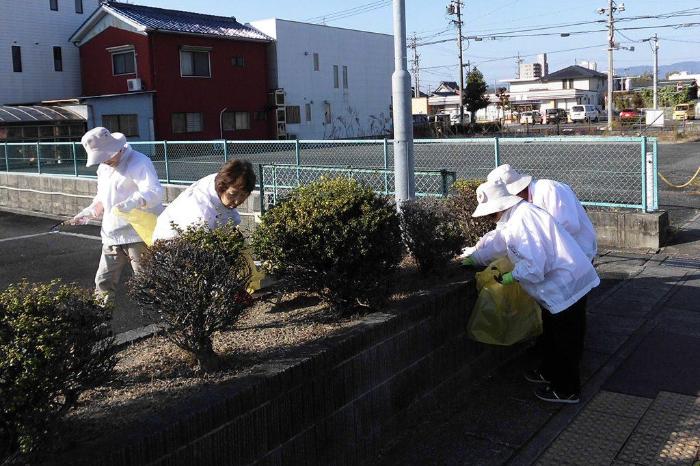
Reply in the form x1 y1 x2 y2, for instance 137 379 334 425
80 27 152 96
149 32 271 140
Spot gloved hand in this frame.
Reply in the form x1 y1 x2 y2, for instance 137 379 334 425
461 256 476 267
114 196 143 212
495 272 516 285
70 207 94 225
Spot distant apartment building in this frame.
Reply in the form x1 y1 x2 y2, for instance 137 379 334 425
1 0 100 105
70 2 273 140
249 19 394 139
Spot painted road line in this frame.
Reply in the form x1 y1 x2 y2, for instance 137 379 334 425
0 232 53 243
57 232 102 241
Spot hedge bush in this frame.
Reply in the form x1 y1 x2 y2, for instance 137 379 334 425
449 179 495 246
0 281 115 459
252 177 403 312
130 222 253 373
401 197 466 273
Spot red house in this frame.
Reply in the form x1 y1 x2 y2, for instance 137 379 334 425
70 2 273 140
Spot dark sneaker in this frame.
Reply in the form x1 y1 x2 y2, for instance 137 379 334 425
535 386 580 404
524 369 551 384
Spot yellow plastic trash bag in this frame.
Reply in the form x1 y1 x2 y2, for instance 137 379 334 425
112 207 157 246
467 257 542 346
243 247 266 294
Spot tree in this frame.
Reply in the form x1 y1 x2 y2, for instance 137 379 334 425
495 87 510 121
463 68 490 116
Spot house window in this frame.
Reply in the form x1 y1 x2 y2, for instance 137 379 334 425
11 46 22 73
172 112 203 133
53 47 63 72
112 51 135 75
313 53 319 71
324 103 332 124
231 56 245 67
254 111 267 121
333 65 339 88
75 0 83 13
305 103 311 122
562 80 568 89
102 114 139 137
222 112 251 131
50 0 58 11
180 48 211 77
342 66 348 89
286 106 301 124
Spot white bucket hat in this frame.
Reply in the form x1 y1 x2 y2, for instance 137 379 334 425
82 127 127 167
472 180 523 217
487 164 532 195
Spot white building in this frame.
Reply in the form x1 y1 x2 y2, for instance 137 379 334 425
0 0 100 105
249 19 394 139
507 65 608 113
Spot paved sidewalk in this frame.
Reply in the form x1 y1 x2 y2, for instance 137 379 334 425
373 211 700 466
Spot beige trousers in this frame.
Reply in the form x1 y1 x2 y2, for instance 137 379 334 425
94 242 147 302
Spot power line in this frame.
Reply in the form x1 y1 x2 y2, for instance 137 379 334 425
304 0 391 24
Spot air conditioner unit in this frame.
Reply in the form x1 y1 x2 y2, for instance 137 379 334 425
267 89 286 107
127 78 142 92
276 107 286 123
277 122 286 137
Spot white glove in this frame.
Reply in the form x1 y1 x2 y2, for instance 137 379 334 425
70 207 94 225
114 196 143 212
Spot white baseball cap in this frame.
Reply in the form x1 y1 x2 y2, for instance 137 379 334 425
81 127 127 167
472 180 523 217
487 164 532 195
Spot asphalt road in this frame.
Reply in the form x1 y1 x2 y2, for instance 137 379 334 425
0 212 148 333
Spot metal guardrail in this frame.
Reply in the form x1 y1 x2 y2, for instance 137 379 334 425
0 136 658 211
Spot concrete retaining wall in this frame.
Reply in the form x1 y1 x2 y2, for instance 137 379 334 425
588 209 669 251
52 280 517 466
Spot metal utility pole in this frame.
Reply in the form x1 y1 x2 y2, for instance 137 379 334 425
607 0 614 130
448 1 465 124
599 1 625 130
409 33 420 98
391 0 415 203
652 34 659 110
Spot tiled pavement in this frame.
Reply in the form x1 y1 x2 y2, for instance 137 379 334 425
374 212 700 466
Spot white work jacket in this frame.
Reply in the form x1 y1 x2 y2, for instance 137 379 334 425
152 173 241 242
87 146 163 246
528 179 598 260
472 200 600 314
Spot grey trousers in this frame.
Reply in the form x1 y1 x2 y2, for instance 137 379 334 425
94 242 147 302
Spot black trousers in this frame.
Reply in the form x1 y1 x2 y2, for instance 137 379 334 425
540 294 588 394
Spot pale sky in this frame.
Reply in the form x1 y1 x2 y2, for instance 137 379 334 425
126 0 700 92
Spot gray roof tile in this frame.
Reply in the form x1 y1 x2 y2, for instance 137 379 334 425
104 1 271 41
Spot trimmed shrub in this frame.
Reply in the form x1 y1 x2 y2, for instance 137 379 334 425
449 179 496 246
129 222 253 373
0 281 115 459
401 197 466 274
251 177 403 312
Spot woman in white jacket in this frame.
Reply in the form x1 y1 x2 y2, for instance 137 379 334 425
152 159 256 242
470 180 600 404
485 164 597 261
72 127 163 304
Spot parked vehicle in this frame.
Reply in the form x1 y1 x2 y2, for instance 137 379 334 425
544 108 568 124
673 103 696 120
449 111 472 125
429 114 451 125
412 114 429 126
570 105 599 123
519 110 543 125
619 109 643 121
